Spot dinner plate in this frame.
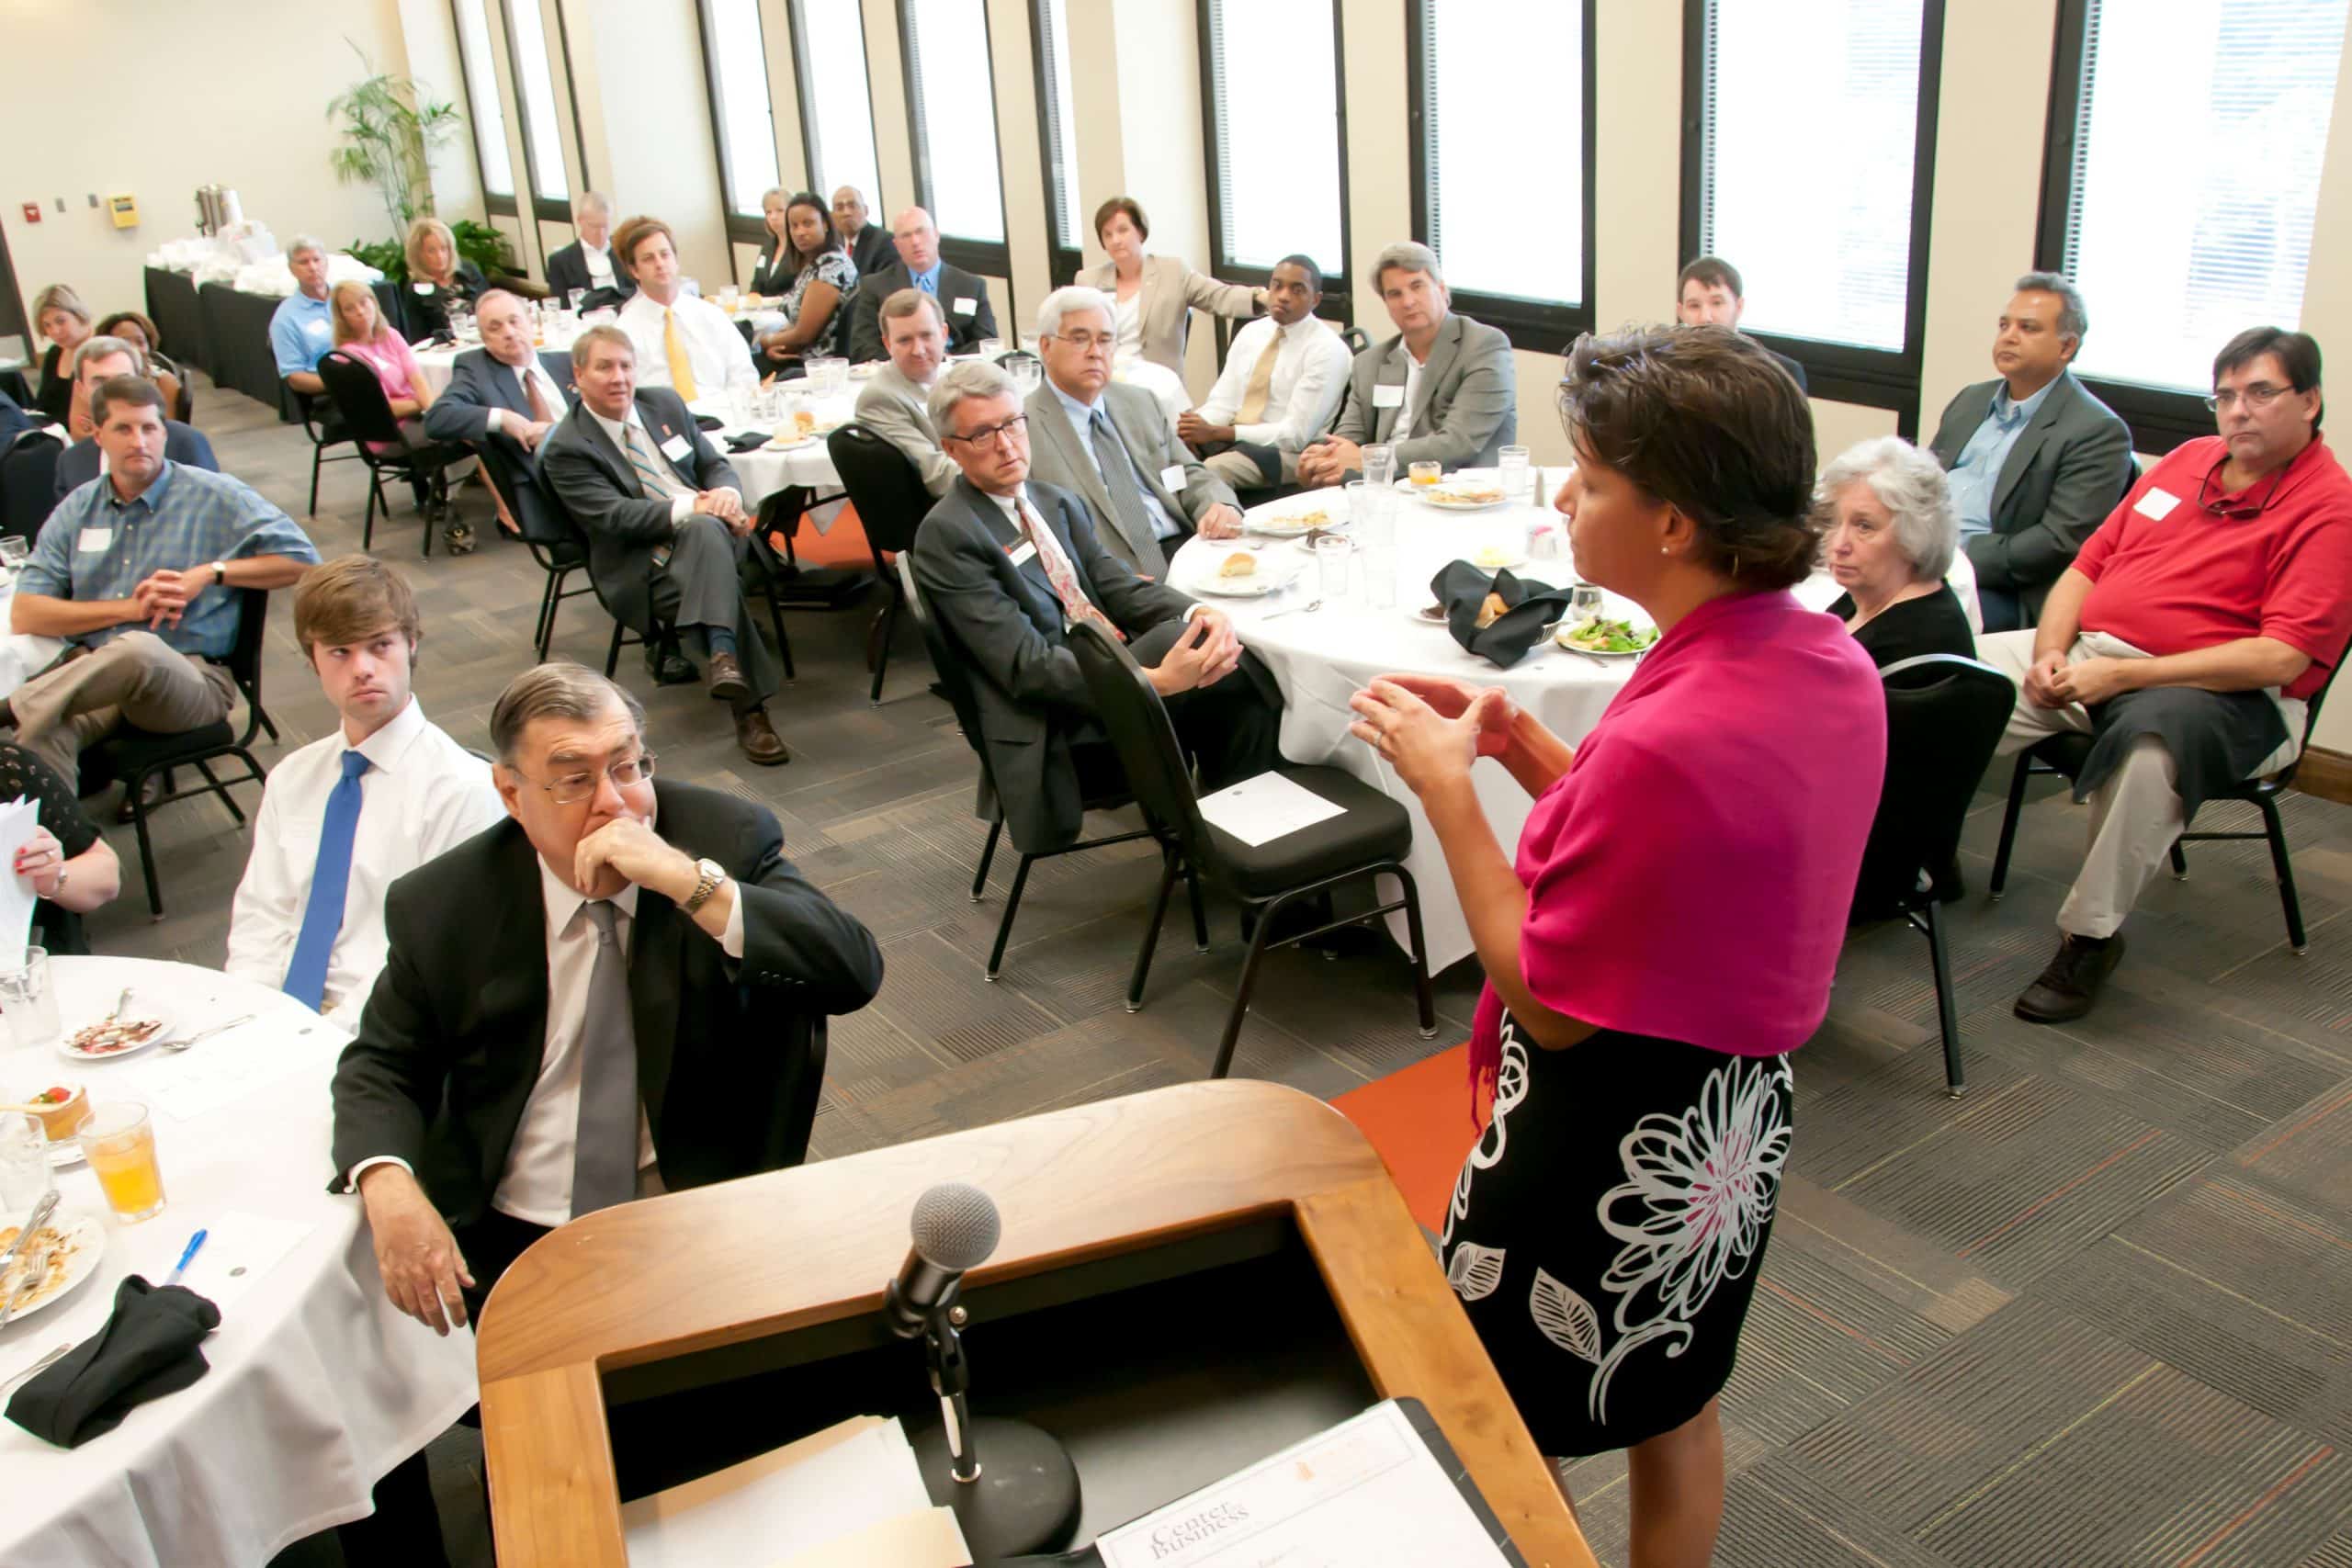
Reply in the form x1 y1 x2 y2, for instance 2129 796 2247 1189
45 1140 85 1171
1466 548 1526 571
57 1004 174 1063
1243 502 1348 538
0 1210 105 1325
1555 624 1657 659
763 436 820 452
1184 559 1303 598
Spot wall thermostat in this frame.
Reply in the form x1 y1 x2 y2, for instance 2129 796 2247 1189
108 194 140 230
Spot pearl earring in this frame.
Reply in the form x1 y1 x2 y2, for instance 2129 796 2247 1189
1659 546 1669 555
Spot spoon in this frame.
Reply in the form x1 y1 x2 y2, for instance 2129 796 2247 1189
1261 599 1322 621
159 1014 257 1054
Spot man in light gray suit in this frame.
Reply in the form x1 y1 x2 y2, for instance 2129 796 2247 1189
1927 271 2137 630
1022 286 1245 576
1300 242 1517 488
851 288 958 498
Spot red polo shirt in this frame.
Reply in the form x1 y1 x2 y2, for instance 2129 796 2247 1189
2075 433 2352 700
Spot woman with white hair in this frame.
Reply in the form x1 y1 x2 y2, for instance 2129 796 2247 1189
1819 435 1977 667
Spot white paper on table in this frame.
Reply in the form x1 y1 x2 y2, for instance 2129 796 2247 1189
1194 772 1347 848
1095 1400 1510 1568
623 1415 937 1568
170 1209 316 1310
771 1505 970 1567
0 795 40 970
126 1026 314 1122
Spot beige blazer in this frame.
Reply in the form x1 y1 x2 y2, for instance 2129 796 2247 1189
854 363 958 498
1081 254 1261 378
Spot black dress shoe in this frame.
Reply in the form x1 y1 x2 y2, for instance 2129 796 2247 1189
644 645 698 685
2013 933 2126 1023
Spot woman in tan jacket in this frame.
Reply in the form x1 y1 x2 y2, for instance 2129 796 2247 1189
1080 197 1264 378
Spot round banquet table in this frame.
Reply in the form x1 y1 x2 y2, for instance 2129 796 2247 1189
1166 471 1982 972
0 957 478 1568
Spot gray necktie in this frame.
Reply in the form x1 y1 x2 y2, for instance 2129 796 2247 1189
569 901 640 1217
1088 408 1157 552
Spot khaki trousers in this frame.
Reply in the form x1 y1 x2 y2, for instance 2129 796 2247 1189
8 633 237 789
1203 446 1295 490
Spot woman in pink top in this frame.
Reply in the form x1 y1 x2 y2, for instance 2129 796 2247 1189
1351 326 1884 1567
328 279 471 552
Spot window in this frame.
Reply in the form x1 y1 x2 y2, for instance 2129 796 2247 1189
1410 0 1594 350
899 0 1010 261
1683 0 1944 421
1032 0 1085 283
698 0 783 232
2040 0 2348 442
1201 0 1346 284
502 0 571 209
789 0 884 221
451 0 515 209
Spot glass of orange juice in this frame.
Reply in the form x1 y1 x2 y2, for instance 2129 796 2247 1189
79 1102 165 1224
1408 460 1442 487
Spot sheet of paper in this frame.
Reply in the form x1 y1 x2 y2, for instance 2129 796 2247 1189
170 1209 315 1310
1096 1401 1510 1568
623 1415 936 1568
0 796 40 971
121 1023 314 1122
772 1506 970 1568
1194 772 1348 849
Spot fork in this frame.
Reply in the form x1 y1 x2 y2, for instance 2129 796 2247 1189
0 1244 54 1326
0 1341 71 1394
159 1014 257 1054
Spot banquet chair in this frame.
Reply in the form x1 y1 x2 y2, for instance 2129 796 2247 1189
2 429 63 543
314 352 462 557
1986 637 2348 954
293 389 362 517
1067 619 1436 1078
825 423 932 705
1850 653 2015 1097
530 472 693 683
474 440 594 662
1339 325 1371 356
899 557 1196 980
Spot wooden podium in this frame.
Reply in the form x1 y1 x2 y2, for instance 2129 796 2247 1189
477 1079 1600 1566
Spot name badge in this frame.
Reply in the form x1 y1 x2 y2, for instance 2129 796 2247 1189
2134 487 2181 521
1006 539 1038 568
76 527 113 553
1159 464 1188 492
659 432 694 462
951 296 978 317
413 281 435 295
1372 383 1405 409
302 317 331 339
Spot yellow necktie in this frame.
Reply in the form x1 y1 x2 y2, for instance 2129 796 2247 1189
663 310 699 401
1235 325 1285 426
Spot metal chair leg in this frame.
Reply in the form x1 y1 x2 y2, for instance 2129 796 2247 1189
868 597 897 706
1125 850 1182 1012
1395 865 1439 1040
1183 862 1209 953
1988 753 2033 898
1212 896 1284 1079
191 758 243 826
361 471 380 551
986 854 1035 980
971 820 1001 901
2258 795 2308 953
1923 898 1964 1097
129 772 163 919
2169 840 2188 879
308 444 324 515
604 618 625 678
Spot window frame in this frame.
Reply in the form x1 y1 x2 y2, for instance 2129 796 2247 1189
1030 0 1084 288
1678 0 1947 434
786 0 887 232
695 0 784 245
896 0 1014 278
1196 0 1353 328
496 0 575 224
1408 0 1596 354
450 0 517 219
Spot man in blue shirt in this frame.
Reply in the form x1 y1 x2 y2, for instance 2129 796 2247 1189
269 237 337 399
6 377 319 785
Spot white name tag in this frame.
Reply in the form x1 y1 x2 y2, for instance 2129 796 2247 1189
1159 464 1188 492
302 318 331 339
2134 487 2181 520
951 296 978 317
413 281 435 295
1006 539 1038 568
659 432 693 462
1372 383 1405 409
76 527 113 553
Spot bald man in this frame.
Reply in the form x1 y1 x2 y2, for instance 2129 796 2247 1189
847 206 998 362
831 186 895 276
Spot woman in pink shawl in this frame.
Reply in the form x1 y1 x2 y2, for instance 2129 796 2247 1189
1350 326 1884 1567
327 279 470 553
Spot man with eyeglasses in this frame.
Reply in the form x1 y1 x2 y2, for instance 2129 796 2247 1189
911 359 1283 857
1980 326 2352 1023
1023 285 1243 576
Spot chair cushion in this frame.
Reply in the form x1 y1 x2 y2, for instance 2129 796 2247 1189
94 720 237 776
1202 765 1413 900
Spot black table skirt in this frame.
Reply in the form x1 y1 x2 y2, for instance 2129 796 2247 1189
194 278 408 423
142 268 210 379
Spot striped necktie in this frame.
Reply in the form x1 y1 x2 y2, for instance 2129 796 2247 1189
622 424 690 500
663 309 699 400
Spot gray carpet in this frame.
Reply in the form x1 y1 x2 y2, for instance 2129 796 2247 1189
106 376 2351 1567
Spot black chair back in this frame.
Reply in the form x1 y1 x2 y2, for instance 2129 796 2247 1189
475 438 580 554
1852 653 2013 921
1340 325 1371 356
992 349 1043 376
826 423 933 555
2 431 62 544
222 587 273 737
899 557 991 751
1066 619 1211 860
316 350 408 448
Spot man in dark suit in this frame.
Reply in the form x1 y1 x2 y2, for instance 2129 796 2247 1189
831 185 896 276
910 360 1282 853
1928 272 2138 631
848 207 1000 363
1676 255 1810 392
51 335 217 499
539 324 791 765
543 191 635 310
419 288 577 468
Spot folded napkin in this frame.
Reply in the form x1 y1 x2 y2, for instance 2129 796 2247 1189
6 1276 219 1448
1432 561 1571 669
725 431 770 453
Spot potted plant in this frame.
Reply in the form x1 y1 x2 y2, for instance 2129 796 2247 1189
327 43 463 239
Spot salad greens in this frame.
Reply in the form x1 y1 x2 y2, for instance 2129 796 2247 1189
1562 616 1658 654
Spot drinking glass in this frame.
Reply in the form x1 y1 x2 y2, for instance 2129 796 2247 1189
1315 536 1352 601
1361 547 1396 610
1569 582 1604 622
568 288 588 313
1360 444 1396 489
1010 359 1042 399
1498 445 1531 503
0 536 28 581
718 284 741 310
0 1112 53 1217
0 949 60 1052
81 1101 165 1224
1408 460 1442 488
978 339 1004 360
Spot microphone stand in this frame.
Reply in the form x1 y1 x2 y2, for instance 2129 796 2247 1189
910 1300 1083 1562
925 1303 980 1483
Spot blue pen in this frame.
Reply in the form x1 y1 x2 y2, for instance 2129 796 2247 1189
164 1229 207 1288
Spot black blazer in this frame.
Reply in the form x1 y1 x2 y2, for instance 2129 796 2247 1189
747 241 796 298
1764 344 1809 394
400 260 490 339
539 387 741 634
419 346 577 455
848 261 998 362
1826 584 1976 669
546 241 636 309
846 223 895 276
52 420 217 501
328 781 884 1224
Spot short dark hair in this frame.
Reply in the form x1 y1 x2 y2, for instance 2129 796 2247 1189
1559 324 1818 590
1272 254 1325 296
1093 196 1148 244
2214 326 2324 433
89 374 164 426
1677 255 1744 299
295 553 424 659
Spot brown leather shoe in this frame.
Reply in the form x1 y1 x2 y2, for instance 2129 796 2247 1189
734 707 790 765
706 650 749 702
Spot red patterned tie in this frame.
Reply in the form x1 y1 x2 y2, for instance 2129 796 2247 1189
1018 496 1125 642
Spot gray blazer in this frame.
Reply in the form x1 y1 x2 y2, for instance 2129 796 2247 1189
854 364 958 498
1021 379 1238 576
1928 369 2136 622
419 346 577 452
910 477 1193 852
539 387 741 634
1080 254 1260 378
1328 312 1517 473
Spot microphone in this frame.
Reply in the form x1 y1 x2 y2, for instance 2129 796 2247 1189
885 1181 1001 1338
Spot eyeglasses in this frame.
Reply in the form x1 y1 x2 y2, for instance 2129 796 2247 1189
2195 456 2289 522
2204 383 2291 412
1047 331 1116 353
945 413 1028 449
515 751 657 805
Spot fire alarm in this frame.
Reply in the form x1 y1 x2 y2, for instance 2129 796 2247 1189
18 203 39 225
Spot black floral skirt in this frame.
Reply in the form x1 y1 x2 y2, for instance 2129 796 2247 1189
1441 1015 1794 1457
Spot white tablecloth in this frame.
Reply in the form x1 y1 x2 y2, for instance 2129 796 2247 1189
0 958 479 1568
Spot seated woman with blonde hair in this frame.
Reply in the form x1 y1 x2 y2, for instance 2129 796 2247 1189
329 279 470 552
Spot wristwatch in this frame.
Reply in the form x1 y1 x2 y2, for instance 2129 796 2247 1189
681 857 728 913
209 560 227 586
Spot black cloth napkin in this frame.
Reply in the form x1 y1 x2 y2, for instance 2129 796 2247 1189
1431 561 1571 669
693 413 727 432
724 430 770 453
6 1276 218 1448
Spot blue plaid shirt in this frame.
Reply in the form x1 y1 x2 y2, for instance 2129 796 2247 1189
26 461 320 657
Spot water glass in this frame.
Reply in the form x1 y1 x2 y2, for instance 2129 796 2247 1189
0 1112 53 1218
1362 547 1397 610
1570 582 1604 622
0 949 60 1052
718 284 741 310
1361 444 1396 489
568 288 588 312
978 339 1004 360
1498 445 1531 502
1315 536 1352 601
1010 359 1043 399
0 536 28 585
80 1101 165 1224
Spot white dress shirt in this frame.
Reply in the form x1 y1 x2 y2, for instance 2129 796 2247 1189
582 243 616 288
1114 291 1144 362
584 402 721 525
1195 314 1352 451
224 698 504 1024
618 288 760 397
1401 344 1430 434
482 355 571 436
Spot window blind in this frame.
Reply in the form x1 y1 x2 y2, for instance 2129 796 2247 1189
1204 0 1343 276
792 0 883 216
506 0 571 200
902 0 1007 245
705 0 780 220
452 0 514 199
1036 0 1083 251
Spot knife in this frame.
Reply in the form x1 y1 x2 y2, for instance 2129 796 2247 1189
0 1190 59 1284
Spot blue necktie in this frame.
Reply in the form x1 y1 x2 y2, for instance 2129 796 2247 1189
918 271 937 295
283 750 371 1010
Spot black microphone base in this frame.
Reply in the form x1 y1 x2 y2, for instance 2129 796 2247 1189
912 1416 1083 1563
